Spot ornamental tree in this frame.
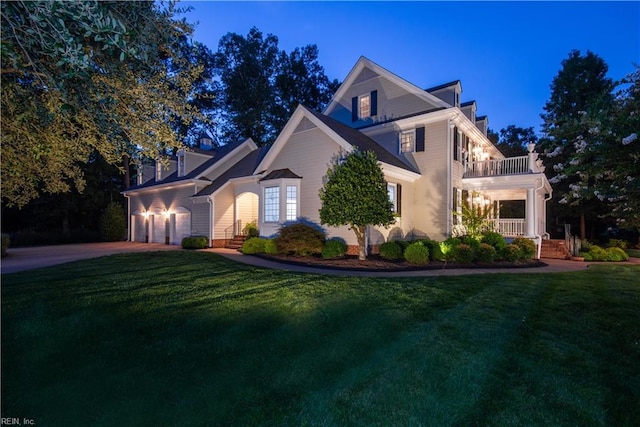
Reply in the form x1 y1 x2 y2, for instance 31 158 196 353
319 150 395 260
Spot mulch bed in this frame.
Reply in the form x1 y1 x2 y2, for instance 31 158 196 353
255 253 546 272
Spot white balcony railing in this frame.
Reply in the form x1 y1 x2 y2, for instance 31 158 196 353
464 156 530 178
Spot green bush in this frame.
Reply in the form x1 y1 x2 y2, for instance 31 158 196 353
580 251 593 261
503 244 522 262
181 236 208 249
379 241 403 260
1 233 9 258
581 240 595 252
396 240 411 252
588 245 607 261
322 239 347 259
100 201 126 242
460 235 481 250
243 222 259 239
512 237 536 260
607 239 628 250
264 239 279 255
453 243 474 264
276 223 325 256
439 237 461 261
241 237 267 254
481 231 507 253
417 239 444 261
605 247 628 261
404 242 429 265
475 243 497 263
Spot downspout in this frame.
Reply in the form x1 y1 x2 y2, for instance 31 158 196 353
543 190 552 241
207 195 214 248
124 194 131 241
447 118 454 236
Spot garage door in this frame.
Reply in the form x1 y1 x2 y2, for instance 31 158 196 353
132 215 146 242
151 215 166 243
171 213 191 245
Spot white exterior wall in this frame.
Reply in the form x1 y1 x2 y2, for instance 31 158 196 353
213 184 235 242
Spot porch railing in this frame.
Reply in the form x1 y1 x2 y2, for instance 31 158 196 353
490 218 525 236
464 156 530 178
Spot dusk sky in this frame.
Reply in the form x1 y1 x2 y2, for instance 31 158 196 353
182 1 640 135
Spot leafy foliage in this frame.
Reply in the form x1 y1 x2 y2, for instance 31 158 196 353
475 243 497 263
100 202 125 242
322 239 347 259
241 237 267 255
481 232 507 253
276 223 326 257
181 236 208 249
403 242 429 265
512 237 536 260
319 150 395 260
379 241 404 260
454 198 493 238
453 244 475 264
495 125 537 157
213 27 339 146
1 1 212 207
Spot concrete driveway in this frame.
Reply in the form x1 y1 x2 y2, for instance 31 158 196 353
1 242 181 274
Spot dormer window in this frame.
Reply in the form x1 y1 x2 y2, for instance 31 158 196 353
400 130 415 153
155 161 162 182
351 90 378 121
177 150 186 177
359 94 371 119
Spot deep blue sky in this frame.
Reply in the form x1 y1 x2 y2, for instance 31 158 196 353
181 1 640 135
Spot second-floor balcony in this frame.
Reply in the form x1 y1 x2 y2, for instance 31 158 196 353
463 146 545 178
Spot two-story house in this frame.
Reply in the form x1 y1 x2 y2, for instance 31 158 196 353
123 56 552 257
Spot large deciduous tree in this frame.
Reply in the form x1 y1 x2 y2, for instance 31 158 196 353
319 150 395 260
1 0 209 207
495 125 537 157
213 27 339 146
538 50 615 239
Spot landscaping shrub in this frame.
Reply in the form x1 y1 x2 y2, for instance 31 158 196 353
243 222 259 239
503 244 522 262
100 201 126 242
396 240 411 252
404 242 429 265
581 240 595 252
379 241 403 260
1 233 9 258
460 235 481 250
605 247 628 261
512 237 536 259
581 251 593 261
439 237 461 261
322 239 347 259
417 239 444 261
481 231 507 253
264 239 279 255
588 245 607 261
181 236 208 249
475 243 497 263
241 237 267 254
607 239 627 250
453 243 474 264
276 223 325 256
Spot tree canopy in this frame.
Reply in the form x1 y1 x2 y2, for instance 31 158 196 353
1 0 211 207
213 27 339 146
495 125 537 157
319 150 395 260
538 50 615 238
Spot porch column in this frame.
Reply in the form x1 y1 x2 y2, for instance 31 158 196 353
525 188 535 237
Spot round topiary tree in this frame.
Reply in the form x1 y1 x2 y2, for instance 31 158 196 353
101 201 126 242
319 150 395 260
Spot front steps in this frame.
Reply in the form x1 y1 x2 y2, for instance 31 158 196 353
540 239 570 259
226 235 246 250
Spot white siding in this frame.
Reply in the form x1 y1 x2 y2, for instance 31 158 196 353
213 184 235 241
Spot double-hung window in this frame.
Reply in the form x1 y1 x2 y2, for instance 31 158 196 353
387 183 402 215
286 185 297 221
264 186 280 222
400 130 415 153
359 94 371 119
177 151 186 177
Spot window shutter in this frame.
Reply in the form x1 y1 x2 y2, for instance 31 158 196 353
415 126 425 152
453 126 459 160
397 184 402 216
370 90 378 116
351 96 358 121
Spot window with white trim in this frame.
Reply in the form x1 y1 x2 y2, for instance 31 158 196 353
286 185 297 221
388 183 397 212
264 186 280 222
155 161 162 181
359 94 371 119
400 130 415 153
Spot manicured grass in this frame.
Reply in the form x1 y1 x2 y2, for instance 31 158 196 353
2 252 639 426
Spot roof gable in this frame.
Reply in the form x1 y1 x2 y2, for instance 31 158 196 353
324 56 450 120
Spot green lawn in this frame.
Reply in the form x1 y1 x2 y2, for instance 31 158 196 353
2 252 639 426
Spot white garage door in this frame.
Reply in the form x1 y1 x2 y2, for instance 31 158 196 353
171 213 191 245
132 215 146 242
151 215 166 243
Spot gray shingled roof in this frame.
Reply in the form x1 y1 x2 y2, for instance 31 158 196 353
425 80 460 93
125 139 246 191
260 169 302 181
302 106 420 174
194 146 270 196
